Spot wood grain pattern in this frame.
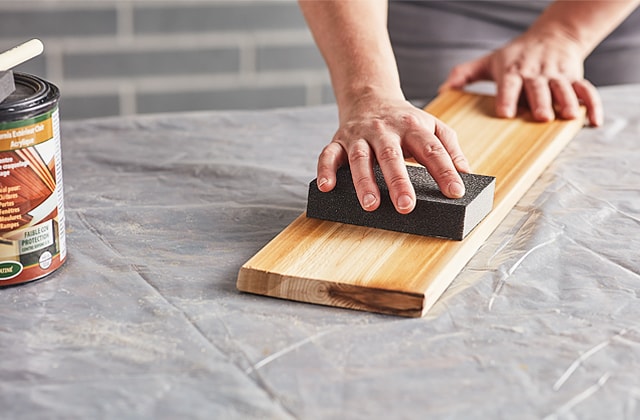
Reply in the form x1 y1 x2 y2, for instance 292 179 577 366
237 90 585 317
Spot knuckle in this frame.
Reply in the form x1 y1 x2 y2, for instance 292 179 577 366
422 142 447 160
503 72 522 87
318 142 346 165
369 118 386 135
437 167 458 179
400 113 422 131
505 63 523 75
337 122 356 138
353 174 373 191
377 146 402 162
436 123 457 143
526 76 547 89
320 142 339 158
436 121 451 135
386 173 411 190
317 159 333 173
349 146 371 164
573 79 596 94
451 153 468 168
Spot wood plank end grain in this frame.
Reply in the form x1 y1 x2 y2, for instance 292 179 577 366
237 265 426 317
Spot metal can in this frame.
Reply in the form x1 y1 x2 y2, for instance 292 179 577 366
0 72 66 286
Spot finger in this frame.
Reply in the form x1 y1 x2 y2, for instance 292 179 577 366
372 140 416 214
317 141 347 192
347 139 381 212
523 76 554 122
405 128 466 200
439 57 490 93
549 78 581 120
573 79 603 127
433 118 471 173
496 72 523 118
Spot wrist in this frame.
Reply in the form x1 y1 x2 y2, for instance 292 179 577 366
533 23 592 59
335 83 406 122
529 0 640 58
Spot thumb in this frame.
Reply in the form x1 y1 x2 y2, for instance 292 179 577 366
439 56 491 93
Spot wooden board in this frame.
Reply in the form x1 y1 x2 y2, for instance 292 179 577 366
237 90 585 317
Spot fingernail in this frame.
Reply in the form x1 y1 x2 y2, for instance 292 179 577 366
397 194 414 211
449 181 465 198
363 193 377 209
317 177 328 189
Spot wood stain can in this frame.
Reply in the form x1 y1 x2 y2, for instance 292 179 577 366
0 72 66 286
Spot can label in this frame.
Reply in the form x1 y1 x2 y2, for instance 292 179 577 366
0 108 66 285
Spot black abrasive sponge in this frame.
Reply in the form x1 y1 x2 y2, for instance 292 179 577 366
306 165 495 240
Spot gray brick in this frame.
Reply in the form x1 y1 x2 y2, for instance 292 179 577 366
0 1 328 119
64 48 240 79
59 95 120 120
0 9 117 38
257 45 325 72
134 2 306 34
137 86 306 114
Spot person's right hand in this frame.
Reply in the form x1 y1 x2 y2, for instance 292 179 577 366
316 92 471 214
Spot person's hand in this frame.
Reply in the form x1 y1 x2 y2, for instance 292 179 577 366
316 93 471 214
440 30 603 127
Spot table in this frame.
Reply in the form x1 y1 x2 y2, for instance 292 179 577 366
2 85 640 419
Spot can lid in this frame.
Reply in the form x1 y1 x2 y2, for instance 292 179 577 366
0 72 59 122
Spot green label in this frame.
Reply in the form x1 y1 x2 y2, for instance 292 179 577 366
0 109 55 131
0 261 23 280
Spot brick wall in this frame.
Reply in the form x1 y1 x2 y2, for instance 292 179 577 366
0 0 333 120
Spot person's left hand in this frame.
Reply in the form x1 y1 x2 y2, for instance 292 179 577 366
439 30 603 127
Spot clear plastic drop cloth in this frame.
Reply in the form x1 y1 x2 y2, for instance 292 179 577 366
1 85 640 419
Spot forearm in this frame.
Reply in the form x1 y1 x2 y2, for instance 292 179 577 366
298 0 404 115
531 0 640 57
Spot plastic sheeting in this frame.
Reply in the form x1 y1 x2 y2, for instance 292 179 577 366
1 85 640 419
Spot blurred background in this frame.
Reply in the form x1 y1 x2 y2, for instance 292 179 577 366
0 0 333 120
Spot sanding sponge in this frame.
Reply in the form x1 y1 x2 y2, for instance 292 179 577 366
0 71 15 103
306 165 496 240
0 39 45 104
